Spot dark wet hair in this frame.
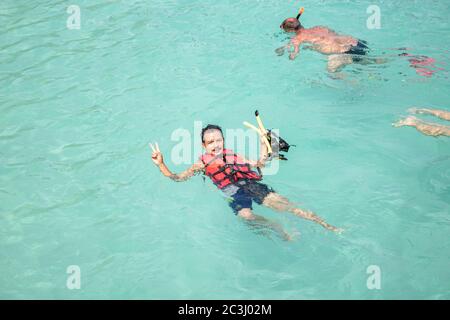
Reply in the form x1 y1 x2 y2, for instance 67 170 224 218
201 124 223 143
280 18 302 31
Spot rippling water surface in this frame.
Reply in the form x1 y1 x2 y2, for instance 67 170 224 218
1 0 449 299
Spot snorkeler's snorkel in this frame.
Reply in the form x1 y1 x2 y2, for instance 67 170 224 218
243 110 295 163
280 7 304 32
296 7 305 20
244 111 272 154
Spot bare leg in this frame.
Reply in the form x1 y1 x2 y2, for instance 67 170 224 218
328 54 387 73
237 208 292 241
393 116 450 137
408 108 450 121
327 54 353 73
351 56 388 66
262 193 342 233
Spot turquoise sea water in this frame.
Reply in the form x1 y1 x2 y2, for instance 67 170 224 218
1 0 449 299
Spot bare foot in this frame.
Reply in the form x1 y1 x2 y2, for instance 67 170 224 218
393 116 418 127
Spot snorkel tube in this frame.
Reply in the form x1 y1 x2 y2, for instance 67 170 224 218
243 110 295 162
255 110 273 154
296 7 305 20
243 111 272 156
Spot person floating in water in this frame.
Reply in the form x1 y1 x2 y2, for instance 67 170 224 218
393 108 450 137
276 7 382 72
149 124 342 240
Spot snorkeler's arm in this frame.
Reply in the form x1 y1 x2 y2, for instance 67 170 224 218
240 135 269 169
289 43 300 60
159 161 205 182
150 143 204 182
275 42 292 56
256 135 269 167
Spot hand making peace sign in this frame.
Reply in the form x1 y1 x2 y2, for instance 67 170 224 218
149 142 163 166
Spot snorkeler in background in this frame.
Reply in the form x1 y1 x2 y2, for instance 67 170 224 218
393 108 450 137
149 124 342 241
276 7 384 72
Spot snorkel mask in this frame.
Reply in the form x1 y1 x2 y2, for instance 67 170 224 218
243 111 295 161
280 7 305 31
266 130 294 161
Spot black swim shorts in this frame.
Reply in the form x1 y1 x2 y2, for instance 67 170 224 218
346 40 369 56
228 180 275 215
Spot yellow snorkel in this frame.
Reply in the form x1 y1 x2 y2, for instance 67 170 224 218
243 111 273 155
243 110 295 163
296 7 305 20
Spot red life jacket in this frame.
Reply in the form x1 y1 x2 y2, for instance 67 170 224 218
200 149 261 189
